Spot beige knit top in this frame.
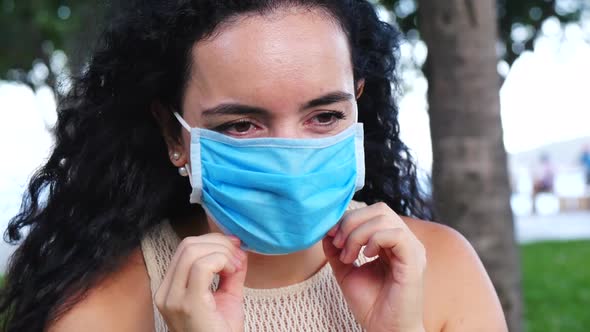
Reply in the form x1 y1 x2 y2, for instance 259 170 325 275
140 201 370 332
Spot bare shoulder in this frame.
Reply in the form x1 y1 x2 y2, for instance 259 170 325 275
48 248 154 332
402 217 508 332
402 217 475 259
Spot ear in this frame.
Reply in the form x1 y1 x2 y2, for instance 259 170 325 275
355 79 366 99
151 102 188 167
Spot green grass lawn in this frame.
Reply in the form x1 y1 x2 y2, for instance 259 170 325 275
521 240 590 332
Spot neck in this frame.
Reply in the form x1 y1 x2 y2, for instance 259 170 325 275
244 242 327 289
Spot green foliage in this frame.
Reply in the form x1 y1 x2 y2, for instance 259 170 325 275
0 0 104 85
521 240 590 332
377 0 583 65
0 0 586 85
496 0 580 65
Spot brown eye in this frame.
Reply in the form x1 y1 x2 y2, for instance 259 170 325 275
308 111 346 127
213 120 261 137
316 113 336 124
232 121 253 133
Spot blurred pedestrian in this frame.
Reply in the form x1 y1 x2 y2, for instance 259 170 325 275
532 154 555 213
581 145 590 187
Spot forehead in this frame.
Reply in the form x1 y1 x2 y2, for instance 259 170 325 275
184 8 354 110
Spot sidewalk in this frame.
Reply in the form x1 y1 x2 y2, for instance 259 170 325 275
515 211 590 243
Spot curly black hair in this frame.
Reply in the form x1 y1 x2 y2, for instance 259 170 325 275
0 0 433 330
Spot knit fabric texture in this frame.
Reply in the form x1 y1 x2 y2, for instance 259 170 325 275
140 200 370 331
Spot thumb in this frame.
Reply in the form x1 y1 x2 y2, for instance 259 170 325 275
322 236 354 284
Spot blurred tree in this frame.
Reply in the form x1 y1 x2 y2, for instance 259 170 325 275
379 0 584 67
376 1 586 330
416 1 523 331
0 1 585 89
0 0 103 92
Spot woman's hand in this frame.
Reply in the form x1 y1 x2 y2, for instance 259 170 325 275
155 233 248 332
323 202 426 332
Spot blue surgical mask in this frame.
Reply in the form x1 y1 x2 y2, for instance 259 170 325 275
174 112 365 255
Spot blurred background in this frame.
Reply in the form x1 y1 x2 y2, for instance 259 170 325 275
0 1 589 331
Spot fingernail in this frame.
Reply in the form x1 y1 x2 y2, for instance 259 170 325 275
228 236 241 245
333 234 343 248
327 225 339 237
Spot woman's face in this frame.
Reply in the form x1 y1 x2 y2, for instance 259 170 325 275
179 7 359 144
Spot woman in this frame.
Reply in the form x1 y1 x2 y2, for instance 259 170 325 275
1 1 507 331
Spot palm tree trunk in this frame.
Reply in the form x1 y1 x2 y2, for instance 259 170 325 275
416 1 522 331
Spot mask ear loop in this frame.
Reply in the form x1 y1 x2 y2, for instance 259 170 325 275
173 112 191 132
173 112 199 193
183 162 193 186
173 112 193 185
352 107 364 191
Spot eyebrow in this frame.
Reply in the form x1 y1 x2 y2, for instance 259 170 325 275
201 91 354 117
301 91 354 110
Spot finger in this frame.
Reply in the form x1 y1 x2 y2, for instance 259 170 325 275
166 243 240 303
333 202 406 249
323 234 342 260
323 237 354 285
363 228 421 267
339 215 393 264
216 251 248 299
172 234 241 272
187 252 237 300
157 234 240 304
172 234 240 272
327 223 340 237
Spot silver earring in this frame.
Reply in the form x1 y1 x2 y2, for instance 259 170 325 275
178 166 188 177
172 152 181 161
